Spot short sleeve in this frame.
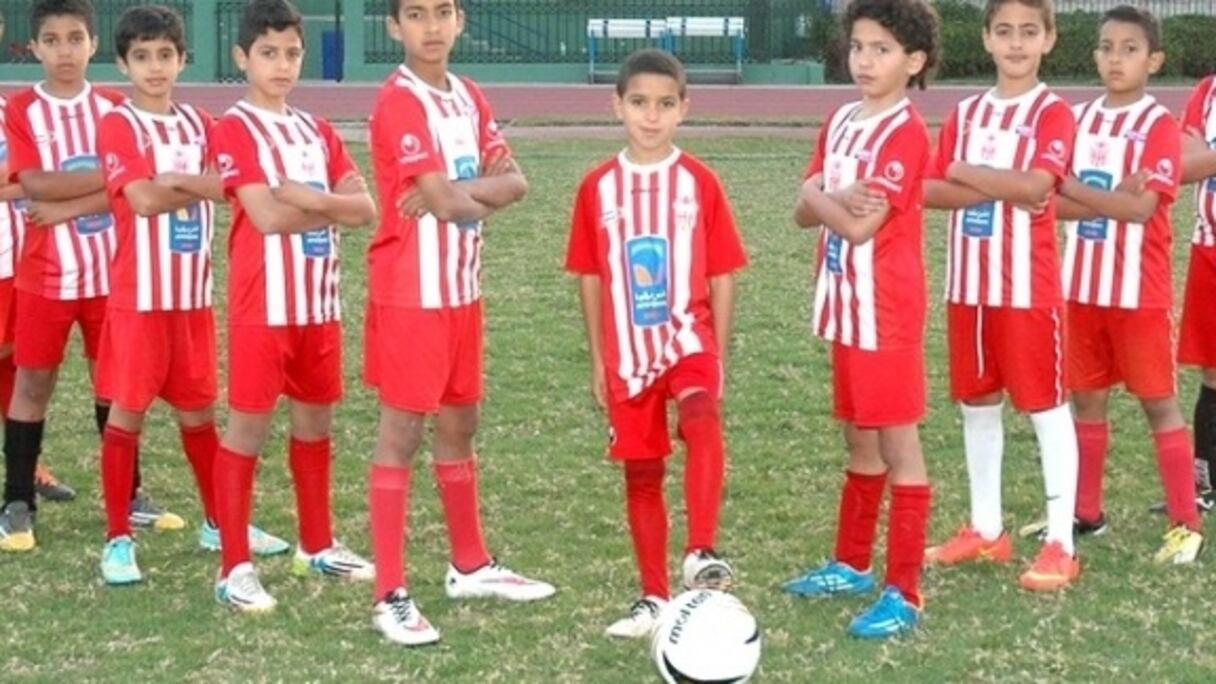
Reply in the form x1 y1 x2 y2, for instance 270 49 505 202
564 175 600 275
1141 113 1182 201
463 78 511 162
370 89 446 181
317 118 359 187
702 171 748 276
5 100 39 183
928 109 959 181
866 122 928 213
1182 77 1213 137
213 116 268 199
1029 101 1075 180
804 124 828 180
98 113 153 200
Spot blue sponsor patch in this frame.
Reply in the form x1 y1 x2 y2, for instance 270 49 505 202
825 234 845 274
455 155 480 231
1077 169 1112 241
1208 139 1216 192
169 203 203 254
962 201 995 238
0 139 8 163
62 155 112 234
301 181 332 258
626 235 669 327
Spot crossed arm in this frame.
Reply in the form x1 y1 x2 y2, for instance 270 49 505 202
793 174 890 245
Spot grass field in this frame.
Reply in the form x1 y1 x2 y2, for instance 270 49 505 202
2 135 1214 682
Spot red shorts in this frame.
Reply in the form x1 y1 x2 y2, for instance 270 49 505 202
1179 245 1216 368
1067 303 1175 399
364 301 483 414
12 290 107 369
227 322 343 413
948 303 1066 413
832 343 926 428
607 353 722 460
96 308 217 412
0 278 15 347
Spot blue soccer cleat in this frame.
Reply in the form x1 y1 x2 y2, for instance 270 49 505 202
782 560 876 597
848 586 921 640
100 535 143 586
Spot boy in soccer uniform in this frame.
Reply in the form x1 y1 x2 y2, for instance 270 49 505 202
1175 38 1216 516
567 50 747 640
94 5 289 586
1050 7 1202 563
782 0 937 640
210 0 377 612
0 0 178 552
924 0 1081 591
365 0 554 646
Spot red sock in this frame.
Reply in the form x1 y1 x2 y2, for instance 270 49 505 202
289 437 334 554
0 354 15 414
885 484 932 607
370 463 412 601
1155 427 1201 530
1075 421 1110 523
180 423 219 524
215 446 257 576
678 393 725 552
433 457 492 572
625 458 670 599
833 470 887 572
101 425 139 539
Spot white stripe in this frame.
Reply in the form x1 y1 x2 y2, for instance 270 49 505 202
263 235 287 326
1010 206 1032 308
158 213 173 309
445 215 461 307
418 215 442 308
600 173 636 394
621 171 651 379
672 166 701 358
1120 223 1144 308
1061 223 1078 303
135 213 153 311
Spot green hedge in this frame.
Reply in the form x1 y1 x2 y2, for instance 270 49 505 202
813 0 1216 83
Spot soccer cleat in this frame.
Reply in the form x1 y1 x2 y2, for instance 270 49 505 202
128 491 185 531
925 525 1012 565
682 549 734 590
0 501 36 552
605 596 666 639
1018 515 1108 542
848 586 921 640
1019 541 1080 592
782 560 876 597
374 588 440 647
100 535 142 585
1149 490 1215 516
1154 525 1204 565
444 559 556 602
215 562 277 613
198 521 291 557
292 542 375 581
34 464 76 502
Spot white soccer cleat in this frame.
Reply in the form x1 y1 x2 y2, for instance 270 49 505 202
215 562 277 613
682 549 735 590
292 542 375 581
374 588 441 647
605 596 667 639
444 559 556 602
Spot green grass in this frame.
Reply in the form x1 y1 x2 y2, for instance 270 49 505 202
2 136 1214 682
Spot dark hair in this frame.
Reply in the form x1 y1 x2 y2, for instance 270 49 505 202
386 0 462 19
115 5 186 60
844 0 940 90
237 0 303 54
30 0 95 38
983 0 1056 34
1101 5 1162 52
616 49 687 98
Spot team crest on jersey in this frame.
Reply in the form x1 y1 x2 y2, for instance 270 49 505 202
1016 125 1035 139
1089 140 1109 167
673 195 698 233
300 149 319 178
172 148 192 173
980 135 998 162
625 235 670 327
854 149 873 164
1124 129 1147 142
827 159 844 191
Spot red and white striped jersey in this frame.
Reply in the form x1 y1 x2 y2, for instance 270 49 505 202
566 149 748 401
1182 75 1216 246
1062 96 1180 310
806 99 930 351
368 65 509 309
0 95 27 280
99 102 216 312
4 82 125 300
214 101 356 327
931 83 1076 309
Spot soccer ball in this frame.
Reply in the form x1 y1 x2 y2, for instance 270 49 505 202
651 590 761 684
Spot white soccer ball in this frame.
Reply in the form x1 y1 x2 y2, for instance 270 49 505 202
651 590 761 684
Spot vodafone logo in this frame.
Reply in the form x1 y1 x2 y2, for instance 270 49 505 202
884 160 905 183
1157 158 1175 178
1048 139 1065 156
105 153 119 171
218 153 236 178
401 134 421 156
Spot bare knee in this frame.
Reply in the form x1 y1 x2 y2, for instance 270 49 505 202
289 401 333 442
1072 390 1109 422
844 424 885 475
1141 396 1185 432
223 410 273 456
433 404 479 460
375 407 427 467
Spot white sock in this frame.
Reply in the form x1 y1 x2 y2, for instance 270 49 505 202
962 403 1005 540
1031 403 1079 556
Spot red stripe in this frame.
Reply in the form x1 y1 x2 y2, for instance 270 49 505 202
239 107 299 323
955 97 984 301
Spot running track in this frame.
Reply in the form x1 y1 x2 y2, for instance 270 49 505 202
5 82 1195 122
